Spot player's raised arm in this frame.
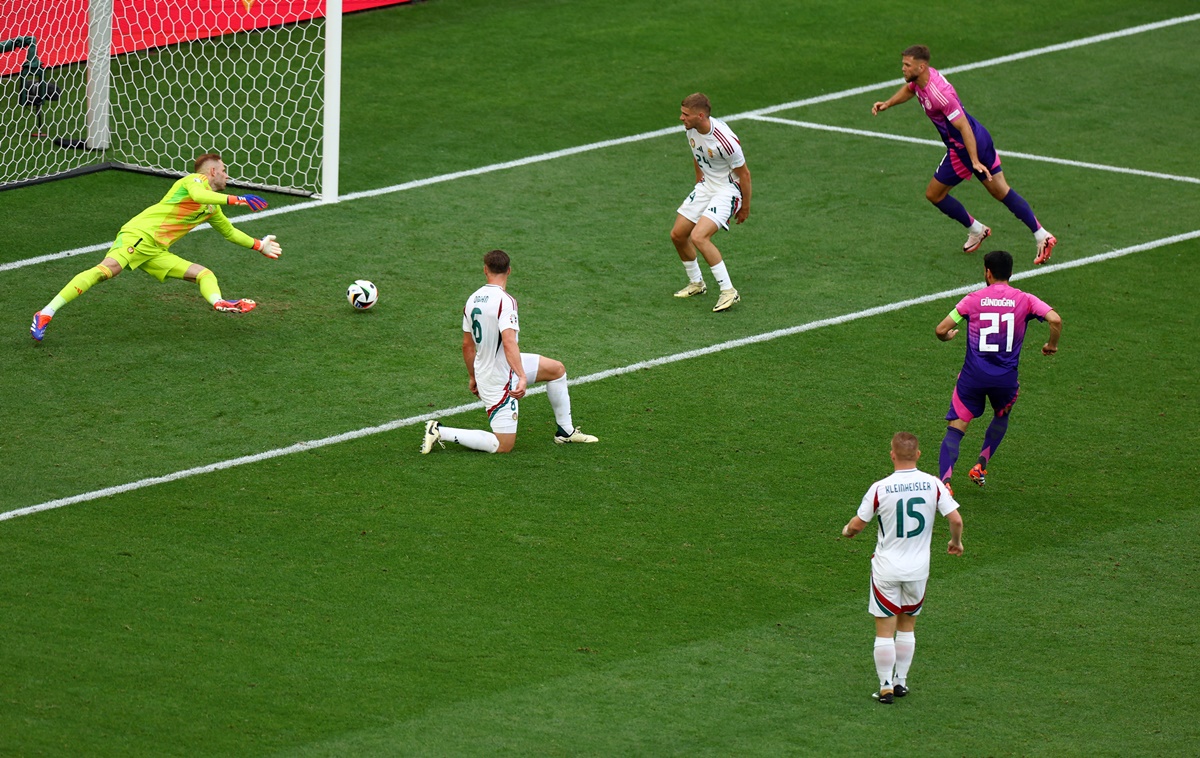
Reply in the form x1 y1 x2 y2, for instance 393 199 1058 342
1042 309 1062 355
183 175 267 211
872 84 914 115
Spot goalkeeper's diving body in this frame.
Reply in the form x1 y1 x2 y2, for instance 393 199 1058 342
30 153 283 341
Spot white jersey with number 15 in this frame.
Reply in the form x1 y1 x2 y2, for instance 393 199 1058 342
856 468 960 582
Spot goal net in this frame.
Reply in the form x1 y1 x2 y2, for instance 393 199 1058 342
0 0 341 198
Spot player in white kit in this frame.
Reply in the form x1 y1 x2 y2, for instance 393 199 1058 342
421 249 598 455
670 93 752 313
841 432 964 704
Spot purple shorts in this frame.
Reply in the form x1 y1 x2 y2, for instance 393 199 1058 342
945 378 1020 423
933 128 1002 187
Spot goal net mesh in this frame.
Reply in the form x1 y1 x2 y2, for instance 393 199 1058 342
1 1 327 195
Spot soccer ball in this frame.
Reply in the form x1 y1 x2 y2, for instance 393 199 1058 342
347 280 378 309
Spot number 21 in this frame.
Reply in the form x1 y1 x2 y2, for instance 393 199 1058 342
978 312 1014 353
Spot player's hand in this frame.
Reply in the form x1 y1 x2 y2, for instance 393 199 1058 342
469 377 479 397
941 328 959 341
1042 343 1058 356
972 161 993 182
735 200 750 225
872 101 888 115
947 539 964 556
229 194 268 211
510 375 528 400
252 235 282 259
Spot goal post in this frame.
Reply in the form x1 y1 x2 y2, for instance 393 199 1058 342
323 0 341 202
85 0 113 151
0 0 342 199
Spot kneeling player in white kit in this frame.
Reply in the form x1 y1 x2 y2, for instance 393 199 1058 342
421 249 598 455
841 432 964 704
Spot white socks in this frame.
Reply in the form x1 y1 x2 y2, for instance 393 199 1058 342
684 259 734 290
874 636 896 690
441 426 500 453
968 219 986 234
710 261 733 290
1034 226 1051 242
686 256 729 289
547 374 573 434
894 631 915 686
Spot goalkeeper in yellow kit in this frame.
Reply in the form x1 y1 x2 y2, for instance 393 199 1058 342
30 153 283 341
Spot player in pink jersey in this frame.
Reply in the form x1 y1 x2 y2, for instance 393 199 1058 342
872 45 1057 266
934 250 1062 491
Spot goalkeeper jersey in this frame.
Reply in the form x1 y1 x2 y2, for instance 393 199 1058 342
121 174 255 250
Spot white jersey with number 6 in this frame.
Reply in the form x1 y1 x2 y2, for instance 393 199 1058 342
462 283 519 390
856 468 959 582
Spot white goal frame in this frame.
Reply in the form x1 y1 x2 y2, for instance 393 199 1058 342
1 0 341 200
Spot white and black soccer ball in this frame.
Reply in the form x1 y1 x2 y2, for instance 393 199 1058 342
347 280 379 309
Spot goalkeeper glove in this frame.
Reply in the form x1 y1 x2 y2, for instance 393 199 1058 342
229 194 268 211
253 235 282 259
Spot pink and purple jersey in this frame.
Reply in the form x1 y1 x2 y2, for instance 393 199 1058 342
908 68 990 153
954 282 1053 385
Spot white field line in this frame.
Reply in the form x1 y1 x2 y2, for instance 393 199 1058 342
4 227 1198 523
737 12 1200 119
2 12 1197 275
746 115 1200 185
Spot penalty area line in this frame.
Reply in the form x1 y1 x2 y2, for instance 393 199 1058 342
745 115 1200 185
3 228 1197 523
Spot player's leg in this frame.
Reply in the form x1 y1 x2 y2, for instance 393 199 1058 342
928 154 990 253
940 380 983 489
973 385 1020 486
422 380 516 454
422 419 505 454
671 208 707 297
892 581 924 696
31 253 123 340
893 615 916 697
981 171 1056 264
161 258 256 313
870 577 902 703
691 199 740 312
526 354 598 444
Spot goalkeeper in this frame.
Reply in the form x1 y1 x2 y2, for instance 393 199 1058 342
31 153 283 341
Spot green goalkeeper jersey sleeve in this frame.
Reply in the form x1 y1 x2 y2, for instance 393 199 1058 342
120 174 255 249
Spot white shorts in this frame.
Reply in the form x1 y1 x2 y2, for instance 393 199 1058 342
477 352 541 434
869 575 927 618
676 181 742 231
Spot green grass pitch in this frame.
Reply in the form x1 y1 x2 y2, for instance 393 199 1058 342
1 0 1198 754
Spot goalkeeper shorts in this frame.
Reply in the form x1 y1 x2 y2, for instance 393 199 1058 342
106 231 192 283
